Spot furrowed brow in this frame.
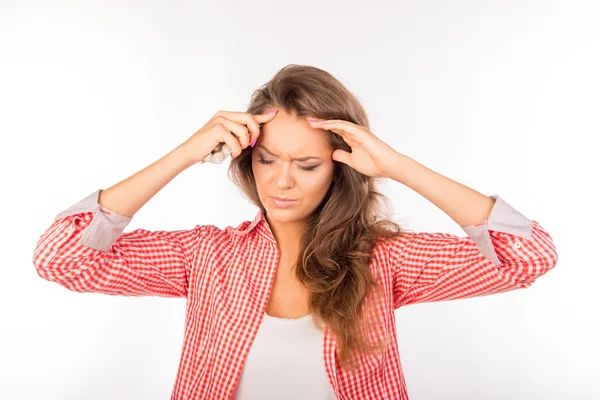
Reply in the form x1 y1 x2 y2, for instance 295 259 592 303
257 144 323 161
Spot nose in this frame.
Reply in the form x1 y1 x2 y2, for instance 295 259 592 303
275 164 295 189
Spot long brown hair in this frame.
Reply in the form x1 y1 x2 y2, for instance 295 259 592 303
228 64 410 373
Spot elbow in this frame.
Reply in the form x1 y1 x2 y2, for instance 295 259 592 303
518 246 559 290
527 221 560 279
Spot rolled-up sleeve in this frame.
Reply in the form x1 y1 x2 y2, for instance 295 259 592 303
389 195 558 309
33 189 211 298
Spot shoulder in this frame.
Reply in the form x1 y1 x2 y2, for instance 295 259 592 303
370 232 415 269
194 218 257 247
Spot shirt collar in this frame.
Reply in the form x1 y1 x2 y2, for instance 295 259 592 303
231 208 277 245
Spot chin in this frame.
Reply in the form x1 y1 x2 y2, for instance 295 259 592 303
265 204 305 220
267 205 299 215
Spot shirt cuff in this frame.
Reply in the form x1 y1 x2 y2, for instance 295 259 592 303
461 195 533 266
54 189 133 251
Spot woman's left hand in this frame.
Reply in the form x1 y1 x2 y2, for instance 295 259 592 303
306 118 404 179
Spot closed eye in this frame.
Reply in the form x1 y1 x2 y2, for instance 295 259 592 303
258 157 318 171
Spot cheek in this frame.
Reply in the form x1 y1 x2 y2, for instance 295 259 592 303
252 164 268 183
304 170 334 194
251 163 273 197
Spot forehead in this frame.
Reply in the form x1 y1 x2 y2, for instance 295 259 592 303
259 110 331 157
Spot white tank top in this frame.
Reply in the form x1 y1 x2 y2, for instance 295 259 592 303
232 312 337 399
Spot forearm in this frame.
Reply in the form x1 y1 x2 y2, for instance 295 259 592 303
98 144 195 218
388 155 495 227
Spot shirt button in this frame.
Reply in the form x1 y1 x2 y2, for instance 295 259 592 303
514 241 522 249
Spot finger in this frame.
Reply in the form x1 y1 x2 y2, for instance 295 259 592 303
215 110 276 146
216 125 243 158
332 149 352 165
330 129 361 148
307 119 360 147
214 110 260 142
254 109 279 123
312 120 361 135
248 111 278 146
305 117 326 124
245 110 277 146
213 117 251 149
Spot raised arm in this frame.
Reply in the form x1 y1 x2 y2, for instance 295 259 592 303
32 143 209 297
33 110 277 297
388 195 558 308
385 156 558 308
33 189 214 297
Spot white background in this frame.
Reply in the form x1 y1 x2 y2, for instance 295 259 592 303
1 1 597 399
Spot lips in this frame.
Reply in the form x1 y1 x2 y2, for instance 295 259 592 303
270 197 298 208
271 196 296 201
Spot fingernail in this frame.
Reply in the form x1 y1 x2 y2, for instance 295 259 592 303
251 138 257 147
267 110 278 114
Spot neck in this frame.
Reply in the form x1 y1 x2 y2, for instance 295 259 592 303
265 212 305 256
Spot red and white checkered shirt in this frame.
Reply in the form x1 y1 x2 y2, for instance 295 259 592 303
33 189 558 399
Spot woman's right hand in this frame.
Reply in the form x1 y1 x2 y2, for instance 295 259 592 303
181 109 278 165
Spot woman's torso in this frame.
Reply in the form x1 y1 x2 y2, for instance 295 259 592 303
232 259 337 399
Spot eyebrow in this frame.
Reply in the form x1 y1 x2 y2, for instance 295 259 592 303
257 144 323 161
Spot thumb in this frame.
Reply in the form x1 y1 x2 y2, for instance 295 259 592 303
332 149 351 165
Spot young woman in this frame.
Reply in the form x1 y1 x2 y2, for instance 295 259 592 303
33 64 558 400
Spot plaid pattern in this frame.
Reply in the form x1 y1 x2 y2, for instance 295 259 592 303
33 189 558 399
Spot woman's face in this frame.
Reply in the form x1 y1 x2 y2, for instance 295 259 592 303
251 109 335 224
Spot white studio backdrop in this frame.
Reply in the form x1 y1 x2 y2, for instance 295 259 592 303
1 1 597 399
